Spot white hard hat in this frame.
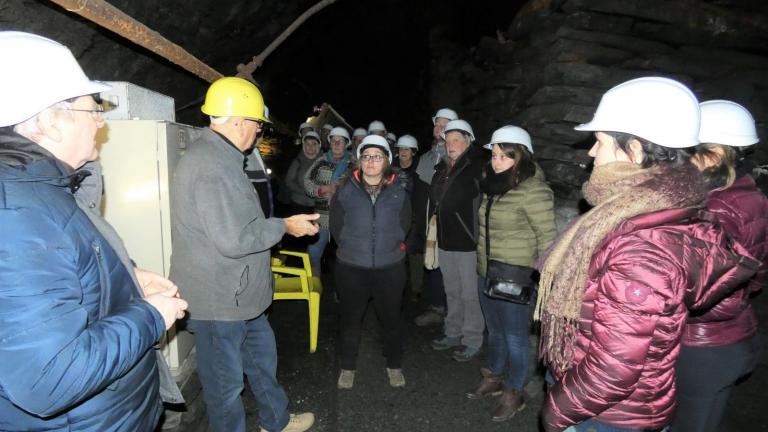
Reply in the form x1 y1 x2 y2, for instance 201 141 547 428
322 123 334 131
484 126 533 153
298 122 314 134
396 134 419 150
699 100 759 147
386 132 397 143
432 108 458 125
302 130 321 143
575 76 700 149
353 127 367 137
368 120 387 133
0 31 111 127
328 126 350 144
441 119 476 142
357 135 392 163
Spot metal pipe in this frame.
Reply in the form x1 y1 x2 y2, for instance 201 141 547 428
237 0 337 81
48 0 223 83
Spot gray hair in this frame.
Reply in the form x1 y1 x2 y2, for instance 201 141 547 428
210 115 231 125
13 100 73 141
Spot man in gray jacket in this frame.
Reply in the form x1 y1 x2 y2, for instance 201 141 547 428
169 77 318 432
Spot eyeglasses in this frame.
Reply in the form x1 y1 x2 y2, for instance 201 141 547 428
61 105 105 119
360 154 385 163
246 119 267 129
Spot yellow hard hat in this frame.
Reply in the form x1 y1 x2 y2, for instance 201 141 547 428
201 77 268 122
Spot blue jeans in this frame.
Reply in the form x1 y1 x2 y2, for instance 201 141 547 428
477 275 533 389
307 227 330 267
189 315 289 432
564 419 669 431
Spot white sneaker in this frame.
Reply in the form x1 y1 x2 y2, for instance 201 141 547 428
260 412 315 432
337 369 355 389
386 368 406 388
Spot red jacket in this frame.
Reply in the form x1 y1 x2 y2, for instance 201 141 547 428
543 207 758 431
683 176 768 347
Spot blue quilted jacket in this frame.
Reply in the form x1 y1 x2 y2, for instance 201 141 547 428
0 130 164 431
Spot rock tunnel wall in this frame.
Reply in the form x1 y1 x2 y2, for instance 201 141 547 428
435 0 768 198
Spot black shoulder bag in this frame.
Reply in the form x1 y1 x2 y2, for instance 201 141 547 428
482 194 537 304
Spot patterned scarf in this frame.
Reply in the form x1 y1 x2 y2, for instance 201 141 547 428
535 161 706 375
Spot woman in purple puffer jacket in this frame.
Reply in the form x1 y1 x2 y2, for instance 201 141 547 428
537 79 759 432
671 100 768 432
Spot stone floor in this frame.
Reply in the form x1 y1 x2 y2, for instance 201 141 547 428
165 266 768 432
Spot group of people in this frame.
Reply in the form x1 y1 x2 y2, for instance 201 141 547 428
0 29 764 432
284 77 766 432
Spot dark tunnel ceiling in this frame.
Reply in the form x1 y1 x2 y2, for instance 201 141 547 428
258 0 529 135
15 0 528 136
6 0 768 136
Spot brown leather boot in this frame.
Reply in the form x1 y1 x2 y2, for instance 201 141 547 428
491 387 526 422
465 367 503 400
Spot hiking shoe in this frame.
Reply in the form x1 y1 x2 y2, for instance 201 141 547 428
452 345 481 362
386 368 406 388
492 388 526 422
260 412 315 432
414 306 445 326
337 369 355 389
466 367 504 399
431 335 462 351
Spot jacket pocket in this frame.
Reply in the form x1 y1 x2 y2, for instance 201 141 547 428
92 242 110 320
455 212 474 242
235 265 250 307
92 242 119 392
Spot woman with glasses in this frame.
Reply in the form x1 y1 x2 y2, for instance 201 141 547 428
329 135 412 390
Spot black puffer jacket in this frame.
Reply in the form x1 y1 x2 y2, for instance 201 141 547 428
429 145 485 251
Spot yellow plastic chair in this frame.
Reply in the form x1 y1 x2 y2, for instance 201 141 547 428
271 250 323 353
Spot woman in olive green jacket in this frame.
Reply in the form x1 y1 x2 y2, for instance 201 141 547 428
466 126 557 422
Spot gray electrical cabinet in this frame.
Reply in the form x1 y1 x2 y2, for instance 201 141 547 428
96 119 200 374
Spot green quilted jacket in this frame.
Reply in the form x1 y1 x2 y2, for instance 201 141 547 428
477 172 557 276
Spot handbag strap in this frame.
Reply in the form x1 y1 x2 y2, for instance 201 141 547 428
484 194 494 259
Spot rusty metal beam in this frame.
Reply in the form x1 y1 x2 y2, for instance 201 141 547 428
48 0 223 83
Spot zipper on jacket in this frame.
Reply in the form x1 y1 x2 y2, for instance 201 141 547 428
455 211 474 242
93 242 120 391
371 202 377 268
92 243 110 319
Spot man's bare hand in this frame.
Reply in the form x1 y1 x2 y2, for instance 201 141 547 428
145 286 188 331
135 267 178 297
284 213 320 237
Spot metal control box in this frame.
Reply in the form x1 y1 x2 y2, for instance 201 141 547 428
96 119 201 374
100 81 176 122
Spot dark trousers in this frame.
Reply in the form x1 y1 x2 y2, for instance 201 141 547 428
336 260 406 369
671 335 760 432
424 267 446 308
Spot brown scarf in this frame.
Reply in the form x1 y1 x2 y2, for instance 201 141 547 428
535 161 706 375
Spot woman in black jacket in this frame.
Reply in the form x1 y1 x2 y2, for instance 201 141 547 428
330 135 412 390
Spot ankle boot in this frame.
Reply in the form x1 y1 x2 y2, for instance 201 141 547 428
465 367 503 399
491 387 526 422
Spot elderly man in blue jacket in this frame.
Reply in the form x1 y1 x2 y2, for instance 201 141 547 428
0 32 189 431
